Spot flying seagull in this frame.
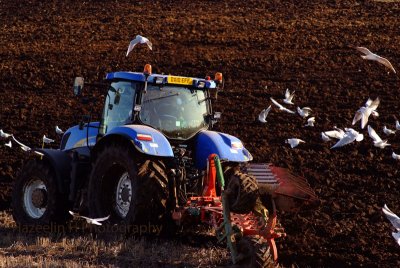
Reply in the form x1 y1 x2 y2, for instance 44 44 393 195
382 204 400 246
283 88 295 105
305 117 315 127
297 106 312 118
42 135 55 144
69 211 110 226
11 135 43 156
331 128 363 149
258 105 272 123
126 35 152 56
0 129 11 138
352 97 380 129
367 125 390 149
383 125 396 136
285 138 305 148
395 120 400 131
270 97 295 114
392 151 400 160
55 126 64 135
356 47 396 74
4 141 11 148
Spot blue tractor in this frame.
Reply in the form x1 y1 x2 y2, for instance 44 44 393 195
11 64 318 266
12 65 259 226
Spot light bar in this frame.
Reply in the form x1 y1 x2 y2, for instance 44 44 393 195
137 133 153 141
155 76 164 84
197 81 206 88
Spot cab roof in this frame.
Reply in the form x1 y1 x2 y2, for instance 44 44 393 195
105 71 217 89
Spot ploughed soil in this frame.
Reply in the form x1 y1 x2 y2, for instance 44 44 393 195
0 0 399 267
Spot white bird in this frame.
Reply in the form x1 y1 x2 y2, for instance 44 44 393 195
283 88 295 105
11 135 43 156
352 97 380 129
321 132 331 142
4 141 12 148
0 129 11 138
258 105 272 123
331 128 364 149
69 211 110 226
324 127 345 140
383 125 396 136
392 151 400 160
285 138 305 148
297 106 312 118
356 47 396 74
382 204 400 246
367 125 390 148
42 135 55 144
126 35 152 56
396 120 400 131
55 126 64 135
305 117 315 127
270 97 295 114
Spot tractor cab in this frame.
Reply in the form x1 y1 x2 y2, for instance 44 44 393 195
98 65 223 140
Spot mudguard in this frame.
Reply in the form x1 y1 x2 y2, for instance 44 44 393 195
62 122 99 151
106 125 174 157
195 130 253 170
34 148 72 194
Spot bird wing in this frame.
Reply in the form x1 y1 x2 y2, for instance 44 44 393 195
94 215 110 222
376 55 396 73
69 210 79 217
352 110 363 125
308 117 315 123
283 107 295 114
383 204 400 230
284 88 290 99
330 134 355 149
392 232 400 246
368 97 380 111
126 36 142 56
360 108 372 129
356 46 372 56
258 110 267 122
270 97 283 109
367 125 382 142
324 130 344 139
143 37 153 50
321 132 331 141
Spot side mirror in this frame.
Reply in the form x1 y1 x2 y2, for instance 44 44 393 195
73 77 84 96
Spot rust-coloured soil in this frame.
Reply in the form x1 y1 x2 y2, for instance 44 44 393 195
1 0 399 267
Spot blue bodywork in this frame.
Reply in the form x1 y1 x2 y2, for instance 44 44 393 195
195 130 253 170
107 125 173 157
60 71 251 169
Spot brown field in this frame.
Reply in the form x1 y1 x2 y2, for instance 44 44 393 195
0 0 400 267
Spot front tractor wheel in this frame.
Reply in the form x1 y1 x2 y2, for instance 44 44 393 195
12 160 69 226
88 144 138 223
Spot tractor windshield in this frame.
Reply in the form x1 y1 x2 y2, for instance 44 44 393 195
140 85 209 139
100 81 137 134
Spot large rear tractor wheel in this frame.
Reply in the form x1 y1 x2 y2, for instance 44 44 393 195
236 235 276 268
12 160 69 226
127 160 169 225
88 144 138 223
224 166 259 214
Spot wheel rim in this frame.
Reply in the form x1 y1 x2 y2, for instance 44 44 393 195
23 179 47 219
114 172 132 218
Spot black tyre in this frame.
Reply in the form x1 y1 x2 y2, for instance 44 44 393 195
224 167 259 214
236 235 276 268
88 144 138 223
12 160 69 226
127 160 169 225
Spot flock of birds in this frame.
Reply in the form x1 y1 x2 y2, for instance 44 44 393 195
257 47 400 247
